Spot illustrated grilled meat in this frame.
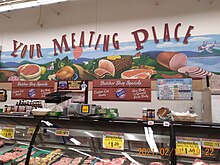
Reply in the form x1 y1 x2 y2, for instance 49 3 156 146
94 56 132 78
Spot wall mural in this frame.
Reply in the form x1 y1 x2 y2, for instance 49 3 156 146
0 34 220 81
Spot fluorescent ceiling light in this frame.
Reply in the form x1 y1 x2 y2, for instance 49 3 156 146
0 0 67 13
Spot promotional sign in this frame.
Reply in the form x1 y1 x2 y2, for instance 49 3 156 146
0 127 15 139
157 78 192 100
27 127 36 135
103 132 124 150
0 89 7 102
55 129 70 137
57 80 88 91
11 81 55 99
176 137 201 158
202 138 220 149
1 24 220 81
93 79 151 101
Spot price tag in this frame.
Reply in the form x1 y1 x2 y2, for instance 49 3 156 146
1 127 15 139
176 137 201 158
27 127 36 135
148 121 154 125
202 139 220 149
103 132 124 150
163 121 170 127
81 105 89 113
55 129 69 137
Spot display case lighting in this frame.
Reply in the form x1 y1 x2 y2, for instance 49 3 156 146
41 120 53 126
0 134 10 140
121 152 141 165
84 131 95 137
0 0 67 13
70 137 81 146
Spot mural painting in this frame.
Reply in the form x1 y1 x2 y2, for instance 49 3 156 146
0 34 220 81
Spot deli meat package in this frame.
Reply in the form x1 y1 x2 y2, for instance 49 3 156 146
192 159 208 165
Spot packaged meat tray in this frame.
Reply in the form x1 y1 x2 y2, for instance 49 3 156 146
0 145 29 165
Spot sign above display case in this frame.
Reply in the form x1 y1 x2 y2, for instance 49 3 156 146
157 78 192 100
93 79 151 102
11 81 55 100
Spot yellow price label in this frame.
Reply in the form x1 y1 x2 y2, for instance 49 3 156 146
202 139 220 149
55 129 69 137
27 127 36 135
103 132 124 150
81 106 89 113
1 127 15 139
176 140 201 158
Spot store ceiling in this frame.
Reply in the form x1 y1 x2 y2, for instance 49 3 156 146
0 0 27 6
0 0 67 12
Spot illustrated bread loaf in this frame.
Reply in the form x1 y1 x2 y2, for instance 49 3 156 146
157 52 187 71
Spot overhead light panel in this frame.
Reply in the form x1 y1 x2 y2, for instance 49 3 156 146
0 0 67 13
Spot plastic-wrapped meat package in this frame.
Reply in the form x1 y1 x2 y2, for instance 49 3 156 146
52 157 73 165
149 162 164 165
192 159 208 165
0 140 5 147
68 157 83 165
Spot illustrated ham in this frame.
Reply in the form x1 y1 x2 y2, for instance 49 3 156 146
94 67 112 78
94 56 132 78
178 66 213 78
178 66 201 74
121 69 157 79
157 52 187 71
18 64 42 80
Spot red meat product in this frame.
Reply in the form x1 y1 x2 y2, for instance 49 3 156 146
94 162 104 165
157 52 187 71
150 162 164 165
192 159 207 165
83 159 93 164
105 162 115 165
68 163 79 165
0 140 5 147
71 157 82 164
52 157 73 165
111 157 126 165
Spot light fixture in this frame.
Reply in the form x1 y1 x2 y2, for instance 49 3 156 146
84 131 95 137
121 152 141 165
70 137 81 146
0 0 68 13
